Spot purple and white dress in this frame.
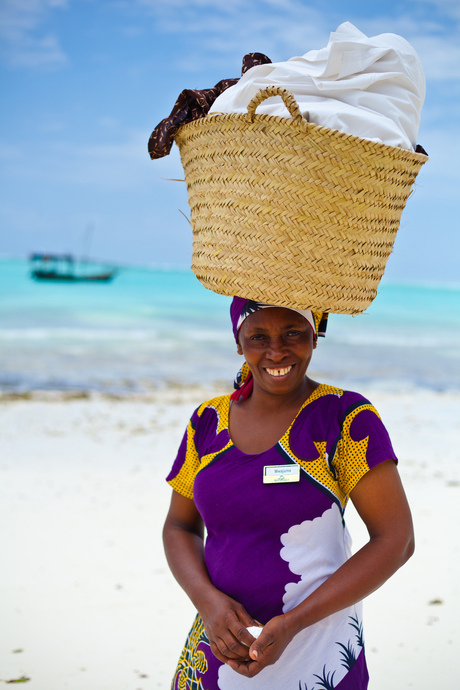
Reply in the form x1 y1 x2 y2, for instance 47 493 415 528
166 384 397 690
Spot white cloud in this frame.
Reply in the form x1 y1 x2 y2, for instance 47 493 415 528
134 0 460 82
0 0 69 68
136 0 329 57
405 0 460 22
0 128 184 192
409 34 460 80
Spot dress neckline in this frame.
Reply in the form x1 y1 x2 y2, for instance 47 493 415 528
226 383 330 457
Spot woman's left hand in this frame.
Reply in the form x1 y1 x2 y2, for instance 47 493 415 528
225 614 295 677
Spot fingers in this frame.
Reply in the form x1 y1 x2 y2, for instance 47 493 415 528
210 623 257 661
249 623 273 658
205 623 255 662
212 635 250 661
226 657 259 675
209 638 249 664
238 607 258 629
235 624 258 648
201 594 260 663
224 610 260 657
218 615 294 677
224 630 273 677
249 638 267 662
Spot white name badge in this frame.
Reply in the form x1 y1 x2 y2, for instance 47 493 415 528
263 464 300 484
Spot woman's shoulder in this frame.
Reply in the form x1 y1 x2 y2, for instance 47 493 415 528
297 384 377 425
195 392 232 416
189 393 232 431
188 393 232 451
310 384 371 407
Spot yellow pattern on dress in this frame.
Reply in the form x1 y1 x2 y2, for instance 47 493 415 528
277 387 379 509
168 396 232 499
171 613 209 690
294 440 348 508
334 404 378 496
168 416 200 499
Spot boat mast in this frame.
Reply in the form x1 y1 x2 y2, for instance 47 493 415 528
80 222 94 275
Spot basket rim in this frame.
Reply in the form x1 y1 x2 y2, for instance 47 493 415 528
175 109 429 163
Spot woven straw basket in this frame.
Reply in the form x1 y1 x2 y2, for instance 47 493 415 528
174 86 428 314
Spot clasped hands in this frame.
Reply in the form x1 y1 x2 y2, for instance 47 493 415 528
200 591 296 678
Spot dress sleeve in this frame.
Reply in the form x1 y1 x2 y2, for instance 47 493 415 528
166 407 201 499
333 400 398 497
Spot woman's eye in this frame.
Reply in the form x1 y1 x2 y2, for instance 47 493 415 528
249 334 267 342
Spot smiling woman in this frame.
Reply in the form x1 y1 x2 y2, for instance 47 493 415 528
162 296 414 690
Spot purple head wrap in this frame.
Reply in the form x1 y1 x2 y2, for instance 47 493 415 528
230 298 328 343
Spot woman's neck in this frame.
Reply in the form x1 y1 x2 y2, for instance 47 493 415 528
229 378 320 455
244 376 319 414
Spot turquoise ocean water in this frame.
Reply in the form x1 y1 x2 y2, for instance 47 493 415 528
1 257 459 394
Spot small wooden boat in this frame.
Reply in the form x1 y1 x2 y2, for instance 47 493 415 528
30 253 117 282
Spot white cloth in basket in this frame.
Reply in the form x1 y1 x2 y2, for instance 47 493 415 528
209 22 425 151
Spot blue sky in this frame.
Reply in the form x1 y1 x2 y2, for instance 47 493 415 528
1 0 459 283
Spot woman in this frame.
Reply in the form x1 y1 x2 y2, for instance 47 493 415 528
163 298 414 689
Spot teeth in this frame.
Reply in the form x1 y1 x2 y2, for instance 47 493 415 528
266 366 292 377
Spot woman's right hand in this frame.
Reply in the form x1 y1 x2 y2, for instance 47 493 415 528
199 589 258 663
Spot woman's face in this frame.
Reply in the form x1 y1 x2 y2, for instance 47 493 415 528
237 307 316 396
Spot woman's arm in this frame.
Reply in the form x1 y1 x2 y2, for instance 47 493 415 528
163 490 257 662
228 459 414 676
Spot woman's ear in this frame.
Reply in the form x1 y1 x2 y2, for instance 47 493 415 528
236 339 243 355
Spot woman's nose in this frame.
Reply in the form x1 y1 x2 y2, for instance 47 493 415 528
267 337 287 359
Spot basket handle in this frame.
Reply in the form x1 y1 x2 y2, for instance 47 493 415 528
246 86 305 124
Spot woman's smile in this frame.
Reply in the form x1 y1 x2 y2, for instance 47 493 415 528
264 364 294 378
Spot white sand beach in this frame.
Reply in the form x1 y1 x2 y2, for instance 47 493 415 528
1 386 459 689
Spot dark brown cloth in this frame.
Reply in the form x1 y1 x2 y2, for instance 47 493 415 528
148 53 272 160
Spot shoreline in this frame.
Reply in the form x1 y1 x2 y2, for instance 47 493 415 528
2 370 460 403
1 386 459 688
